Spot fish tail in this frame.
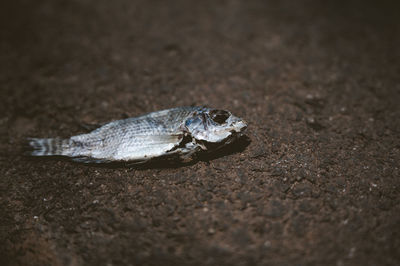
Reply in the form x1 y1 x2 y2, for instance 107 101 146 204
27 138 71 156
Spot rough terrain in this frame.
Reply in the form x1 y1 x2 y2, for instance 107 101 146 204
1 0 399 265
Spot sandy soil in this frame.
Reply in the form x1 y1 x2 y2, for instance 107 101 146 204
1 0 399 265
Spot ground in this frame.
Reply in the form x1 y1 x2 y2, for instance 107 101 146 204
1 0 399 265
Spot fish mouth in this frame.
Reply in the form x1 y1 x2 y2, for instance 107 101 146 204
228 123 247 142
234 119 248 133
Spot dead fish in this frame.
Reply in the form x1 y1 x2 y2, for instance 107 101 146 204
27 106 247 163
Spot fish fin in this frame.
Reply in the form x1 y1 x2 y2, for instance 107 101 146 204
78 122 105 132
125 159 152 167
71 156 111 164
130 134 183 144
26 138 70 156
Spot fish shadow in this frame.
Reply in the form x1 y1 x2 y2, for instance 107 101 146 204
134 135 251 170
198 135 250 162
23 135 251 170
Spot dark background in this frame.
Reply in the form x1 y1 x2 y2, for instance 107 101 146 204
1 0 399 265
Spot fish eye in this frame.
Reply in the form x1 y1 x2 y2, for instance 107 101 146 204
210 110 230 124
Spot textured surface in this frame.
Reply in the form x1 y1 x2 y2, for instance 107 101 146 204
1 0 400 265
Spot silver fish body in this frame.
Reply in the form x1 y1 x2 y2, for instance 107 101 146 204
28 107 247 163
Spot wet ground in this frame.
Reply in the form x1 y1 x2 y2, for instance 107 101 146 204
1 0 399 265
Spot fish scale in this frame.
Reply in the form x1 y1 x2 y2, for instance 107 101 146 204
27 106 247 163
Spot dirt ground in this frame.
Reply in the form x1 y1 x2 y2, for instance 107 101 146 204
1 0 399 265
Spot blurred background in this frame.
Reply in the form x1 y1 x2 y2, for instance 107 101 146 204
1 0 399 265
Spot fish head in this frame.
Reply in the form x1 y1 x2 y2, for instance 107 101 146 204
184 108 247 145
